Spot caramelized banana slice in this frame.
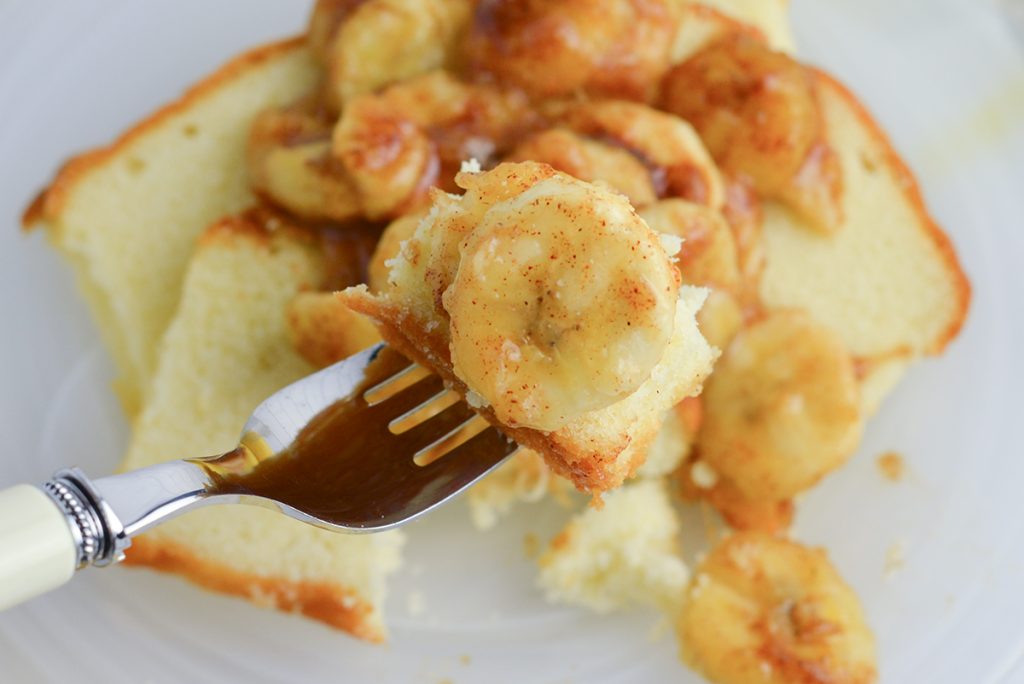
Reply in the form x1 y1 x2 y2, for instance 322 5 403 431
333 71 535 219
367 209 427 293
333 96 438 219
640 199 740 291
354 71 536 181
661 33 817 193
697 310 863 501
560 100 725 208
721 175 765 300
252 141 362 222
386 162 560 322
308 0 365 62
678 532 877 684
466 0 680 101
677 458 795 535
661 33 842 233
321 0 473 109
247 106 361 222
642 199 744 348
507 128 659 207
694 289 744 351
444 171 680 431
287 292 381 368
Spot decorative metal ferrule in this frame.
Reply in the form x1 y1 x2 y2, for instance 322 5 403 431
40 468 129 569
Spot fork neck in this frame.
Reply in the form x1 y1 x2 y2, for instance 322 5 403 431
41 460 216 569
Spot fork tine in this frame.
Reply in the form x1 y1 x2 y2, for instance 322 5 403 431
370 373 447 416
226 343 524 533
395 395 479 444
421 426 520 478
361 427 519 527
388 389 459 434
362 360 423 405
393 400 480 452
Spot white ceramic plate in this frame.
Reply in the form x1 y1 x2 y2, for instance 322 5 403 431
1 0 1022 681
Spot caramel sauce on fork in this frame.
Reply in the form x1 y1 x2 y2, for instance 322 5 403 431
197 347 515 529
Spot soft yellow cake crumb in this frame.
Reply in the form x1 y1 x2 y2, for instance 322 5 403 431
538 480 688 613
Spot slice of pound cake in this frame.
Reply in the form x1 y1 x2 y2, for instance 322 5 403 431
24 39 319 413
121 213 403 641
760 70 970 358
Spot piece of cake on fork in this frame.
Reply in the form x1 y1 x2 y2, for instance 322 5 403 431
343 161 717 495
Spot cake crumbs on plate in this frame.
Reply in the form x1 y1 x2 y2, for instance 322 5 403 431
459 655 471 666
876 451 905 482
884 541 906 579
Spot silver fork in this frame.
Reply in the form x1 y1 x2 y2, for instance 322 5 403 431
0 344 519 611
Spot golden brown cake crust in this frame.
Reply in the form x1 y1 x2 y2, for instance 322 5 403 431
811 68 971 355
125 536 384 642
340 290 652 495
197 205 321 249
21 36 307 230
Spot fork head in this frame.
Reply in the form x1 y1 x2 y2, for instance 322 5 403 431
195 344 519 532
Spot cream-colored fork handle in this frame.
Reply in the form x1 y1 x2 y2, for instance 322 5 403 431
0 485 77 611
